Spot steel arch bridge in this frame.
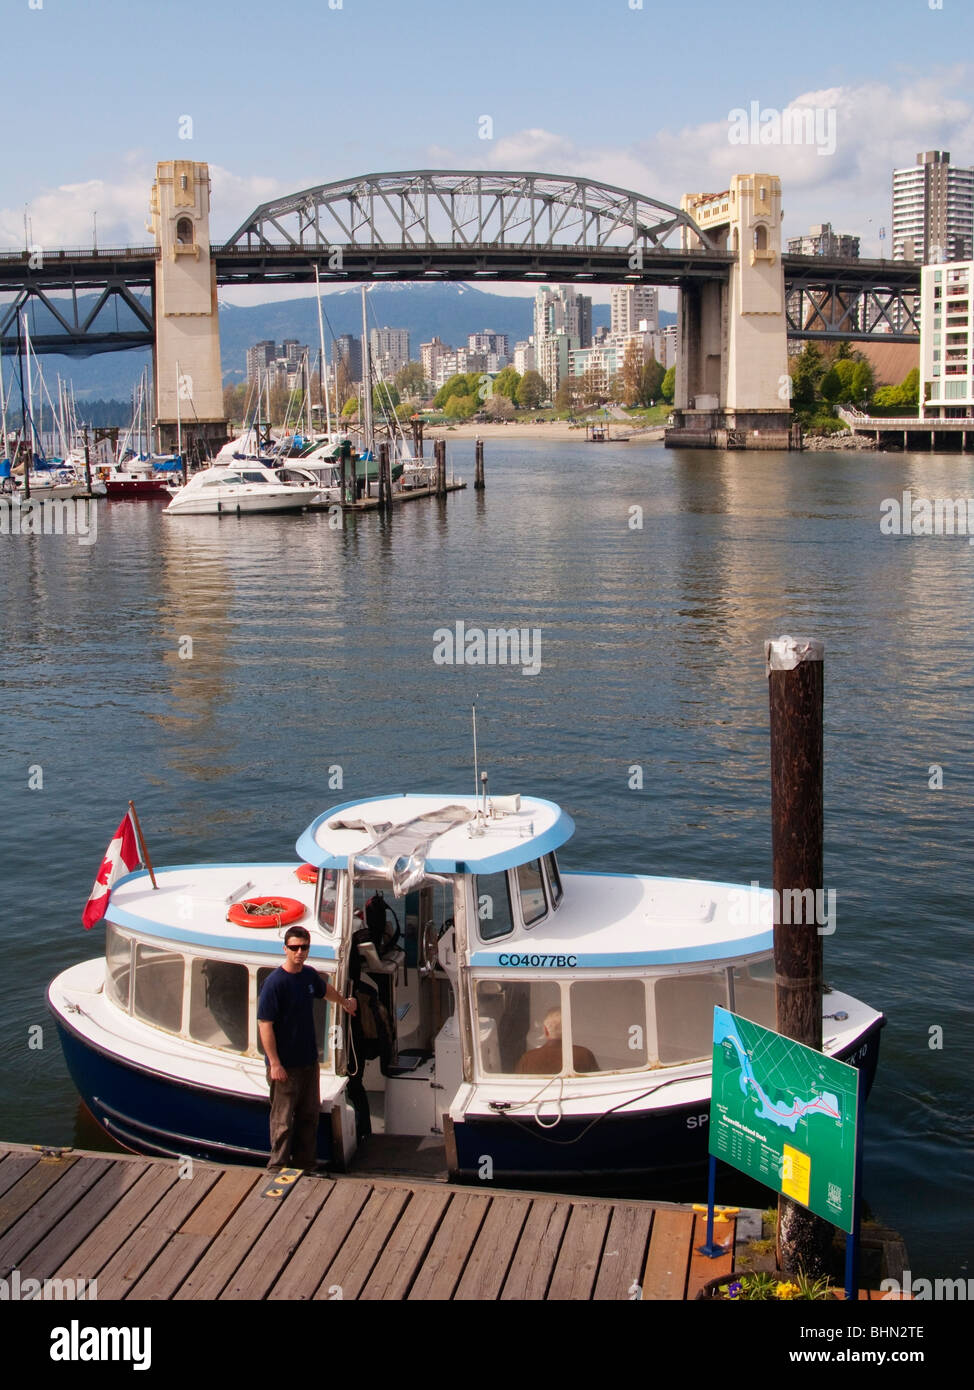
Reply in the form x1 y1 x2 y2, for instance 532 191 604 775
218 169 722 283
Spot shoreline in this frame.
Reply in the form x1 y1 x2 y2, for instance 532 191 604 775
423 421 665 442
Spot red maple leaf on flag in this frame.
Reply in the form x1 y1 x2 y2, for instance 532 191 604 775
82 813 141 929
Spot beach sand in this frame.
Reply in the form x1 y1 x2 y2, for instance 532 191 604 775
423 421 664 442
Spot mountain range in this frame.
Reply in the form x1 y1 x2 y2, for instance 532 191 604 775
10 282 675 403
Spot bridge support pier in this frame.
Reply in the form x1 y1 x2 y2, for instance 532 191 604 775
669 174 792 450
149 161 228 459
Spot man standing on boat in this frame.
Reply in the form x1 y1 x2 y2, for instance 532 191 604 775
257 926 357 1171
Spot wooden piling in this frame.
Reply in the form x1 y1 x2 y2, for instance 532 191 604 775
411 418 424 459
378 441 392 511
435 440 447 498
474 438 485 490
766 634 831 1278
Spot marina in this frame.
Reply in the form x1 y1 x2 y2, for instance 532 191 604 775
3 439 971 1285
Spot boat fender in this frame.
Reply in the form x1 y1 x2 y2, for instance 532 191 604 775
226 897 305 929
295 863 318 884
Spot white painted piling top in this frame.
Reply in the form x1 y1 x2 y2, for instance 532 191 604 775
765 635 825 675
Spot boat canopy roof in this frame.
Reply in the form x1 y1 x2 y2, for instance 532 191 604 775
296 793 573 876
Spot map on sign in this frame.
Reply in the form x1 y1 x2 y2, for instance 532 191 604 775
709 1007 860 1232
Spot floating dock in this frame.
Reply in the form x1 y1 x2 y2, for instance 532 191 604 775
0 1141 735 1301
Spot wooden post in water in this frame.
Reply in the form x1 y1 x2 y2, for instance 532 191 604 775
378 441 392 511
339 439 351 508
474 437 485 490
766 634 831 1278
411 417 424 459
436 439 447 497
82 425 94 497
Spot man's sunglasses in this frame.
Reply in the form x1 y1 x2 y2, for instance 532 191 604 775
285 942 309 951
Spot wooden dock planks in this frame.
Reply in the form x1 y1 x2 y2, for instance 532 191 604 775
0 1141 762 1301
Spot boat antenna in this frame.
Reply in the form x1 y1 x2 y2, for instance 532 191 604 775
471 702 489 831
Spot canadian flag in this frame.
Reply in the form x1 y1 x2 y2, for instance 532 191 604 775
82 812 141 929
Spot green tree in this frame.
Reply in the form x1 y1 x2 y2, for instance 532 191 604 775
898 367 919 408
820 368 842 404
850 360 874 404
516 370 546 410
492 365 521 401
395 360 426 398
444 392 478 420
790 344 827 406
660 366 676 404
640 355 665 405
835 340 854 360
373 382 401 413
620 339 644 407
341 396 358 419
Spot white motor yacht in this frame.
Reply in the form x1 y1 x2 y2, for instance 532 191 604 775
164 464 322 516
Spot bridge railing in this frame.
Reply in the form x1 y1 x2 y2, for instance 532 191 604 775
0 246 158 261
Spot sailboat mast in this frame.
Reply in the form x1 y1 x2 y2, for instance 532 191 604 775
17 313 31 498
361 286 373 457
315 264 333 436
175 359 182 465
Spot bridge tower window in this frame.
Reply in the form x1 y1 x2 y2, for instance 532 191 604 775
176 217 194 245
753 224 768 252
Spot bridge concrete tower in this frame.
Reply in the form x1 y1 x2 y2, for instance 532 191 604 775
672 174 792 447
148 160 228 457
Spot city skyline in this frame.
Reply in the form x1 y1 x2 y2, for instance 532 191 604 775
2 1 973 311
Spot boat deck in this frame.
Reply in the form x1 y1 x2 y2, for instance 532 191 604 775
0 1140 737 1301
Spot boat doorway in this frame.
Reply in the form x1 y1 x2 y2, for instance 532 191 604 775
345 877 456 1178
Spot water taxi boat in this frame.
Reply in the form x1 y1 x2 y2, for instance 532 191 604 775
49 792 884 1184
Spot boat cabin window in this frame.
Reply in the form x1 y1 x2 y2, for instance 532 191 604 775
189 959 250 1051
317 873 338 933
570 979 647 1069
475 979 560 1073
543 852 563 909
203 473 241 486
516 860 548 927
474 978 648 1076
241 471 268 482
654 971 727 1064
105 924 132 1011
475 871 515 941
728 960 775 1029
132 943 185 1034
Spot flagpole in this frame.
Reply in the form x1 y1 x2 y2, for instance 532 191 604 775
128 800 158 888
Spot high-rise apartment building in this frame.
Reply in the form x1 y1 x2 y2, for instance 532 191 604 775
786 223 860 258
333 334 362 385
920 259 974 418
609 286 658 336
467 331 510 361
533 286 593 394
893 151 974 264
245 340 275 386
369 326 411 380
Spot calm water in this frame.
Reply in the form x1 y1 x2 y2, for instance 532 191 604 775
1 440 972 1278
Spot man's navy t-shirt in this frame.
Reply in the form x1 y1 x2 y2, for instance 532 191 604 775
257 965 326 1067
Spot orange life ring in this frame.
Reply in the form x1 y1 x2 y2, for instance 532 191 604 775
295 863 318 884
227 897 306 929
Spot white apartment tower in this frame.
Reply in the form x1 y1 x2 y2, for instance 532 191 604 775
610 285 659 336
893 152 974 264
920 260 974 418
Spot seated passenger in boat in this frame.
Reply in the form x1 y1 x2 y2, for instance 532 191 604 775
515 1008 598 1075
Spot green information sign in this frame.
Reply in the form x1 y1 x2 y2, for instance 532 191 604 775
709 1007 860 1233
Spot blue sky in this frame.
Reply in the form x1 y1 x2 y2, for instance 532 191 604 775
3 0 974 302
